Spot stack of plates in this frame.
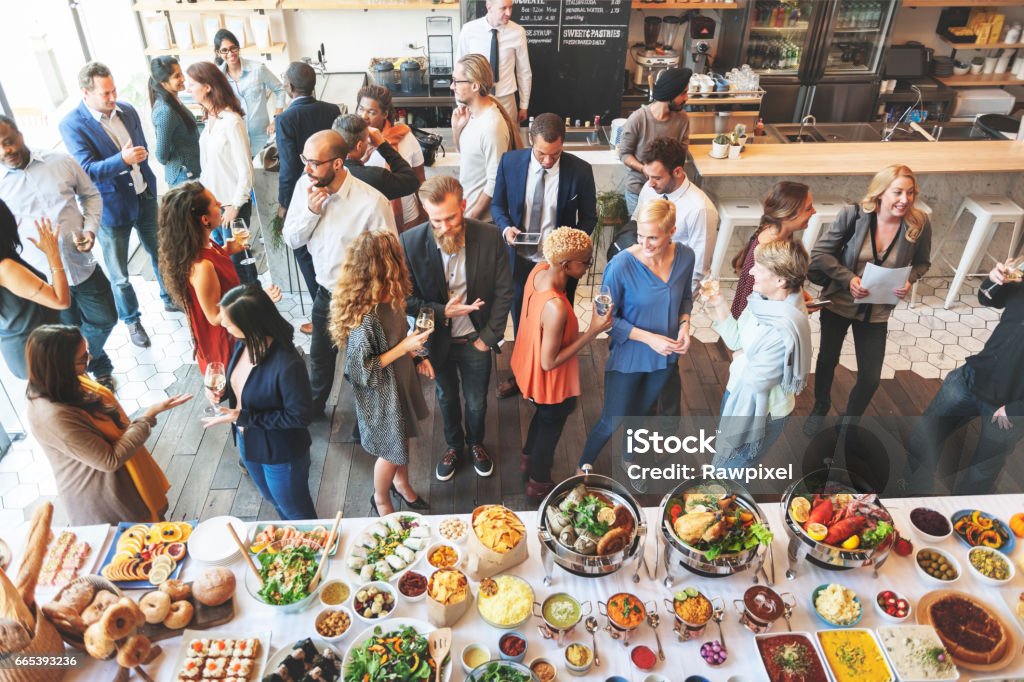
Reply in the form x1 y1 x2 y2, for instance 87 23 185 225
931 56 954 77
187 515 247 565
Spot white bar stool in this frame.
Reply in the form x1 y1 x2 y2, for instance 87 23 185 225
906 198 932 309
799 196 847 253
943 195 1024 309
709 198 762 280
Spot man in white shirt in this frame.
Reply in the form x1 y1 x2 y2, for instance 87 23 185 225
282 130 396 416
451 54 513 222
0 116 118 389
456 0 532 124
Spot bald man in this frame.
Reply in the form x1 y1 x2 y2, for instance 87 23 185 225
282 130 397 416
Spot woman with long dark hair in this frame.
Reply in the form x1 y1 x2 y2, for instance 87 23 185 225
148 56 200 186
213 28 285 155
25 325 190 524
186 60 256 282
330 230 432 517
729 181 815 319
0 200 69 378
202 284 316 520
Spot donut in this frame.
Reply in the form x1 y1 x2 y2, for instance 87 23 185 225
58 581 95 613
42 602 86 639
116 634 151 668
84 623 115 659
99 602 137 640
138 591 171 624
163 600 194 630
159 579 191 602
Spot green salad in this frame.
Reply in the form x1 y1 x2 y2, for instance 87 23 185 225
344 624 443 682
470 662 532 682
256 545 318 605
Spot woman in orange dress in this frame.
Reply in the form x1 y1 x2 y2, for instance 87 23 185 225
511 228 612 499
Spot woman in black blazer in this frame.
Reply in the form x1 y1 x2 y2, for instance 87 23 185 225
202 283 316 519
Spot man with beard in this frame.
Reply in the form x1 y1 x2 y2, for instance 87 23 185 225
400 175 512 481
282 130 395 417
0 115 118 389
618 67 692 216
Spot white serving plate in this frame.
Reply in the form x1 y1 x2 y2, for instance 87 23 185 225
342 511 430 584
169 629 271 681
876 625 959 682
188 515 247 565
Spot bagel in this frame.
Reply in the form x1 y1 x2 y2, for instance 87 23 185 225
83 623 115 659
158 578 191 602
99 602 137 641
42 602 86 639
163 600 194 630
138 591 171 624
116 597 145 630
116 634 151 668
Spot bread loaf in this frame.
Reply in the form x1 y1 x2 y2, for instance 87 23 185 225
15 502 54 611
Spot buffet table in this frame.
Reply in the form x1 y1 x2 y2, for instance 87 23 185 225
37 494 1023 681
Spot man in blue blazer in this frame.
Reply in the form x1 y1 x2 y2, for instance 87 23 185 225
491 112 596 397
275 61 341 330
59 62 171 347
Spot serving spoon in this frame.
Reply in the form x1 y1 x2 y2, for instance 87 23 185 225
428 627 452 682
647 613 665 661
584 616 600 667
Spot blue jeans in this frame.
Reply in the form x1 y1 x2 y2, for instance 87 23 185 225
712 389 789 469
433 341 492 450
905 364 1023 495
578 367 674 468
239 437 317 520
97 190 171 322
60 268 117 378
624 190 640 217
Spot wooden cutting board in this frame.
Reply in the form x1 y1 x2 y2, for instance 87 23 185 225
139 584 235 643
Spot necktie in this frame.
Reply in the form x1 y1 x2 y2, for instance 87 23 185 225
528 167 546 235
662 193 669 200
490 28 500 83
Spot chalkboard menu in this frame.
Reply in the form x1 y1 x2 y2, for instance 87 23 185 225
468 0 631 123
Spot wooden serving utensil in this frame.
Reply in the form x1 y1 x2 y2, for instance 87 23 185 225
309 511 342 592
427 627 452 682
226 522 261 588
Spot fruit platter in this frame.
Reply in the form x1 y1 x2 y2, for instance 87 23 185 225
98 521 193 587
344 512 431 583
950 509 1015 554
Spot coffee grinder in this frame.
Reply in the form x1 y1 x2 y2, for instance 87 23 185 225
426 16 454 93
633 16 683 92
689 15 717 74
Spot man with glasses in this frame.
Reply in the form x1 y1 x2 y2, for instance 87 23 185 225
275 61 341 334
456 0 532 125
282 130 395 417
490 113 596 398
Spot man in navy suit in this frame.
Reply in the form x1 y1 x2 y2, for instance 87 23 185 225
491 112 596 397
59 62 171 347
275 62 341 334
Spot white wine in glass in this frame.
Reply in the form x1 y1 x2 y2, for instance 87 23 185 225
594 285 612 316
415 308 434 357
203 362 227 417
231 219 256 266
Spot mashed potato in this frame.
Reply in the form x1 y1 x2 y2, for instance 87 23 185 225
815 584 861 625
477 575 534 626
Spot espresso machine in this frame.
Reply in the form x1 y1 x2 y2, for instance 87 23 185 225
632 16 683 91
426 16 454 93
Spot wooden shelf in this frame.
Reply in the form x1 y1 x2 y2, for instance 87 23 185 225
281 0 458 8
939 36 1024 50
134 1 281 11
935 72 1024 86
632 2 739 9
750 23 810 31
145 41 286 57
903 0 1024 7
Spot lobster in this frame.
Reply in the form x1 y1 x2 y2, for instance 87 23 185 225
824 515 868 545
803 495 835 530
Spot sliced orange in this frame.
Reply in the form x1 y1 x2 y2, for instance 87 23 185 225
806 523 828 542
174 522 193 542
789 497 811 524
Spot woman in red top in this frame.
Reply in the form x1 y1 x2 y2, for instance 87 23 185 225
511 228 613 499
158 182 280 372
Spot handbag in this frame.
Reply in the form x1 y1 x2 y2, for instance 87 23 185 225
411 126 445 166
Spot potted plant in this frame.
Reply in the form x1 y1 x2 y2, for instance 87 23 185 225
728 124 748 159
712 133 730 159
596 191 628 240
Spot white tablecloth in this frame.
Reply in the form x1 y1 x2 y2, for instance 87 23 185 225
59 494 1024 682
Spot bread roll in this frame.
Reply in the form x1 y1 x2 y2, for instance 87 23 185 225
193 567 235 607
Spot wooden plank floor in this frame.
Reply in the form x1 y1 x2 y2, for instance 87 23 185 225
150 339 1011 524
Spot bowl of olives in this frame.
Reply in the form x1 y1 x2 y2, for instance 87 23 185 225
915 547 961 585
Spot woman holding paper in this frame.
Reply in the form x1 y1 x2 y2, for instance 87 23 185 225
805 164 931 432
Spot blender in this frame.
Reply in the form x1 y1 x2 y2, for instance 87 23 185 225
633 16 681 92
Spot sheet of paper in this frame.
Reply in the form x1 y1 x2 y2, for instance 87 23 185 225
859 263 911 305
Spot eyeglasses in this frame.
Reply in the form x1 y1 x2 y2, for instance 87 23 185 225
451 79 473 86
217 46 241 56
567 258 594 267
300 154 339 169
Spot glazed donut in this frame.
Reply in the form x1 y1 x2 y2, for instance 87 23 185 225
116 634 151 668
57 581 95 613
42 602 86 639
158 579 191 602
83 623 115 659
162 600 194 630
99 602 137 641
138 591 171 624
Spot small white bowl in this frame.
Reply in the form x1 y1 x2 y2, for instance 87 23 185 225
908 507 953 543
424 541 462 570
314 606 354 644
318 578 351 608
967 546 1016 586
396 570 428 603
461 643 492 675
873 589 911 623
529 657 558 681
564 643 593 676
915 547 961 585
351 580 398 625
953 65 970 76
644 676 670 682
438 517 469 545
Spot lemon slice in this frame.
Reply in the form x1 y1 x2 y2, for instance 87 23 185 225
841 535 860 550
806 523 828 542
789 497 811 524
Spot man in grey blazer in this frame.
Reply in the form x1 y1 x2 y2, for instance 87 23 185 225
400 175 513 482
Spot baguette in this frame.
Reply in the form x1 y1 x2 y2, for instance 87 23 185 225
15 502 54 610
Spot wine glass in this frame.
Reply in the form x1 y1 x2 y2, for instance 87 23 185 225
231 219 256 266
980 256 1022 298
414 307 434 357
203 362 226 417
698 278 721 313
594 285 612 316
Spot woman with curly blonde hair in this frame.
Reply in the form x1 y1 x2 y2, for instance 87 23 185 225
510 227 612 498
330 230 433 516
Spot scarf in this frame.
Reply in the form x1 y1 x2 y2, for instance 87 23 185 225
79 376 169 522
382 121 412 148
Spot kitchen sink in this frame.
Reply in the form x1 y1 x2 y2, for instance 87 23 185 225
556 128 608 149
770 121 999 143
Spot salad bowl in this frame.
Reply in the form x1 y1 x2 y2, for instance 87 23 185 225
343 617 453 681
244 542 326 613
